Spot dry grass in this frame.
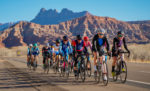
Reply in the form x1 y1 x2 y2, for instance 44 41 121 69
0 44 150 62
128 44 150 62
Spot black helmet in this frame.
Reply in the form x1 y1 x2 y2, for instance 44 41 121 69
76 35 82 40
56 38 61 43
117 31 124 35
63 36 68 41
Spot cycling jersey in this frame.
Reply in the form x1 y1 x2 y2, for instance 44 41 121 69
92 34 110 52
27 47 33 56
112 37 129 56
85 41 92 50
32 47 40 55
42 47 51 56
60 41 73 54
51 44 60 55
74 40 87 52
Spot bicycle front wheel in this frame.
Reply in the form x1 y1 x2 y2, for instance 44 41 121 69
102 62 108 86
120 61 127 83
80 61 86 82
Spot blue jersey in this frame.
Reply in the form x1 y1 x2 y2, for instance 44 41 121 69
60 41 73 54
32 47 40 55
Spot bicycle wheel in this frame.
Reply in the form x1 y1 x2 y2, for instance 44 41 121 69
60 61 65 77
46 59 50 74
80 59 86 82
65 61 70 79
27 58 31 70
86 61 91 77
33 60 37 71
74 57 80 81
102 62 108 86
95 60 101 83
113 65 119 81
120 61 127 83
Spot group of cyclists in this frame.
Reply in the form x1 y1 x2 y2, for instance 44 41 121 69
27 29 130 82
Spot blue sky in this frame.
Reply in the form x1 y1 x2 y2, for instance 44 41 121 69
0 0 150 23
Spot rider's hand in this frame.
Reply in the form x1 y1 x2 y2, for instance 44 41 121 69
107 51 111 57
127 51 130 58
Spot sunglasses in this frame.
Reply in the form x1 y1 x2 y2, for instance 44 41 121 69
98 33 104 36
118 34 123 37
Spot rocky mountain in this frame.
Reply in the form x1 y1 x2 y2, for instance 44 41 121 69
0 14 150 47
128 20 150 24
31 8 91 25
0 22 16 31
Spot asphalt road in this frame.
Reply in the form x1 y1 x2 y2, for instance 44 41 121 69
0 57 150 91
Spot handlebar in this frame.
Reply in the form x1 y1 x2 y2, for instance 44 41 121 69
119 51 130 58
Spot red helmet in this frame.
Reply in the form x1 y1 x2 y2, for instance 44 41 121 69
84 36 89 41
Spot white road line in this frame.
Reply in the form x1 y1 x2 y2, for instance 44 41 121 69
139 71 150 74
127 79 150 85
109 77 150 86
91 73 150 86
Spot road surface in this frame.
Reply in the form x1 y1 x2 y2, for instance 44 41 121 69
0 57 150 91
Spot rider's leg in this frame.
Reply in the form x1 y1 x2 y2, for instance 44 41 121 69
27 55 29 62
120 53 125 71
93 51 97 72
112 57 117 72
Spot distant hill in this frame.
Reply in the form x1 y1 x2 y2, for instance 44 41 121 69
31 8 91 25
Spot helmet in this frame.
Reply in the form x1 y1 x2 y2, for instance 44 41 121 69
63 36 68 41
117 31 124 35
76 35 82 40
46 43 49 47
56 39 61 43
97 28 105 34
29 44 33 47
84 36 89 41
33 43 38 47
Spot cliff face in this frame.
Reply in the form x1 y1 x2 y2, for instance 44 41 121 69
0 14 150 47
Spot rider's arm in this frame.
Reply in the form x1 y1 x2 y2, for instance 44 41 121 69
37 48 40 55
59 42 63 54
105 37 110 52
112 38 117 51
83 41 88 53
42 47 44 56
92 34 98 52
123 37 130 52
69 42 73 53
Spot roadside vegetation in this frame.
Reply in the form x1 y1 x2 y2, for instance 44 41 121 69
0 44 150 62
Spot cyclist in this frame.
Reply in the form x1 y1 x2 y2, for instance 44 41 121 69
27 44 33 66
83 36 92 69
92 29 110 80
42 43 51 68
51 39 61 63
111 31 130 76
60 36 73 71
32 43 40 67
73 35 88 76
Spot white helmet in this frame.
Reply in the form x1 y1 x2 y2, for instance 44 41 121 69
29 44 33 47
46 43 49 47
97 28 105 34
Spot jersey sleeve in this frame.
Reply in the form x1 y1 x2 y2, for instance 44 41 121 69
123 37 129 52
92 34 97 52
